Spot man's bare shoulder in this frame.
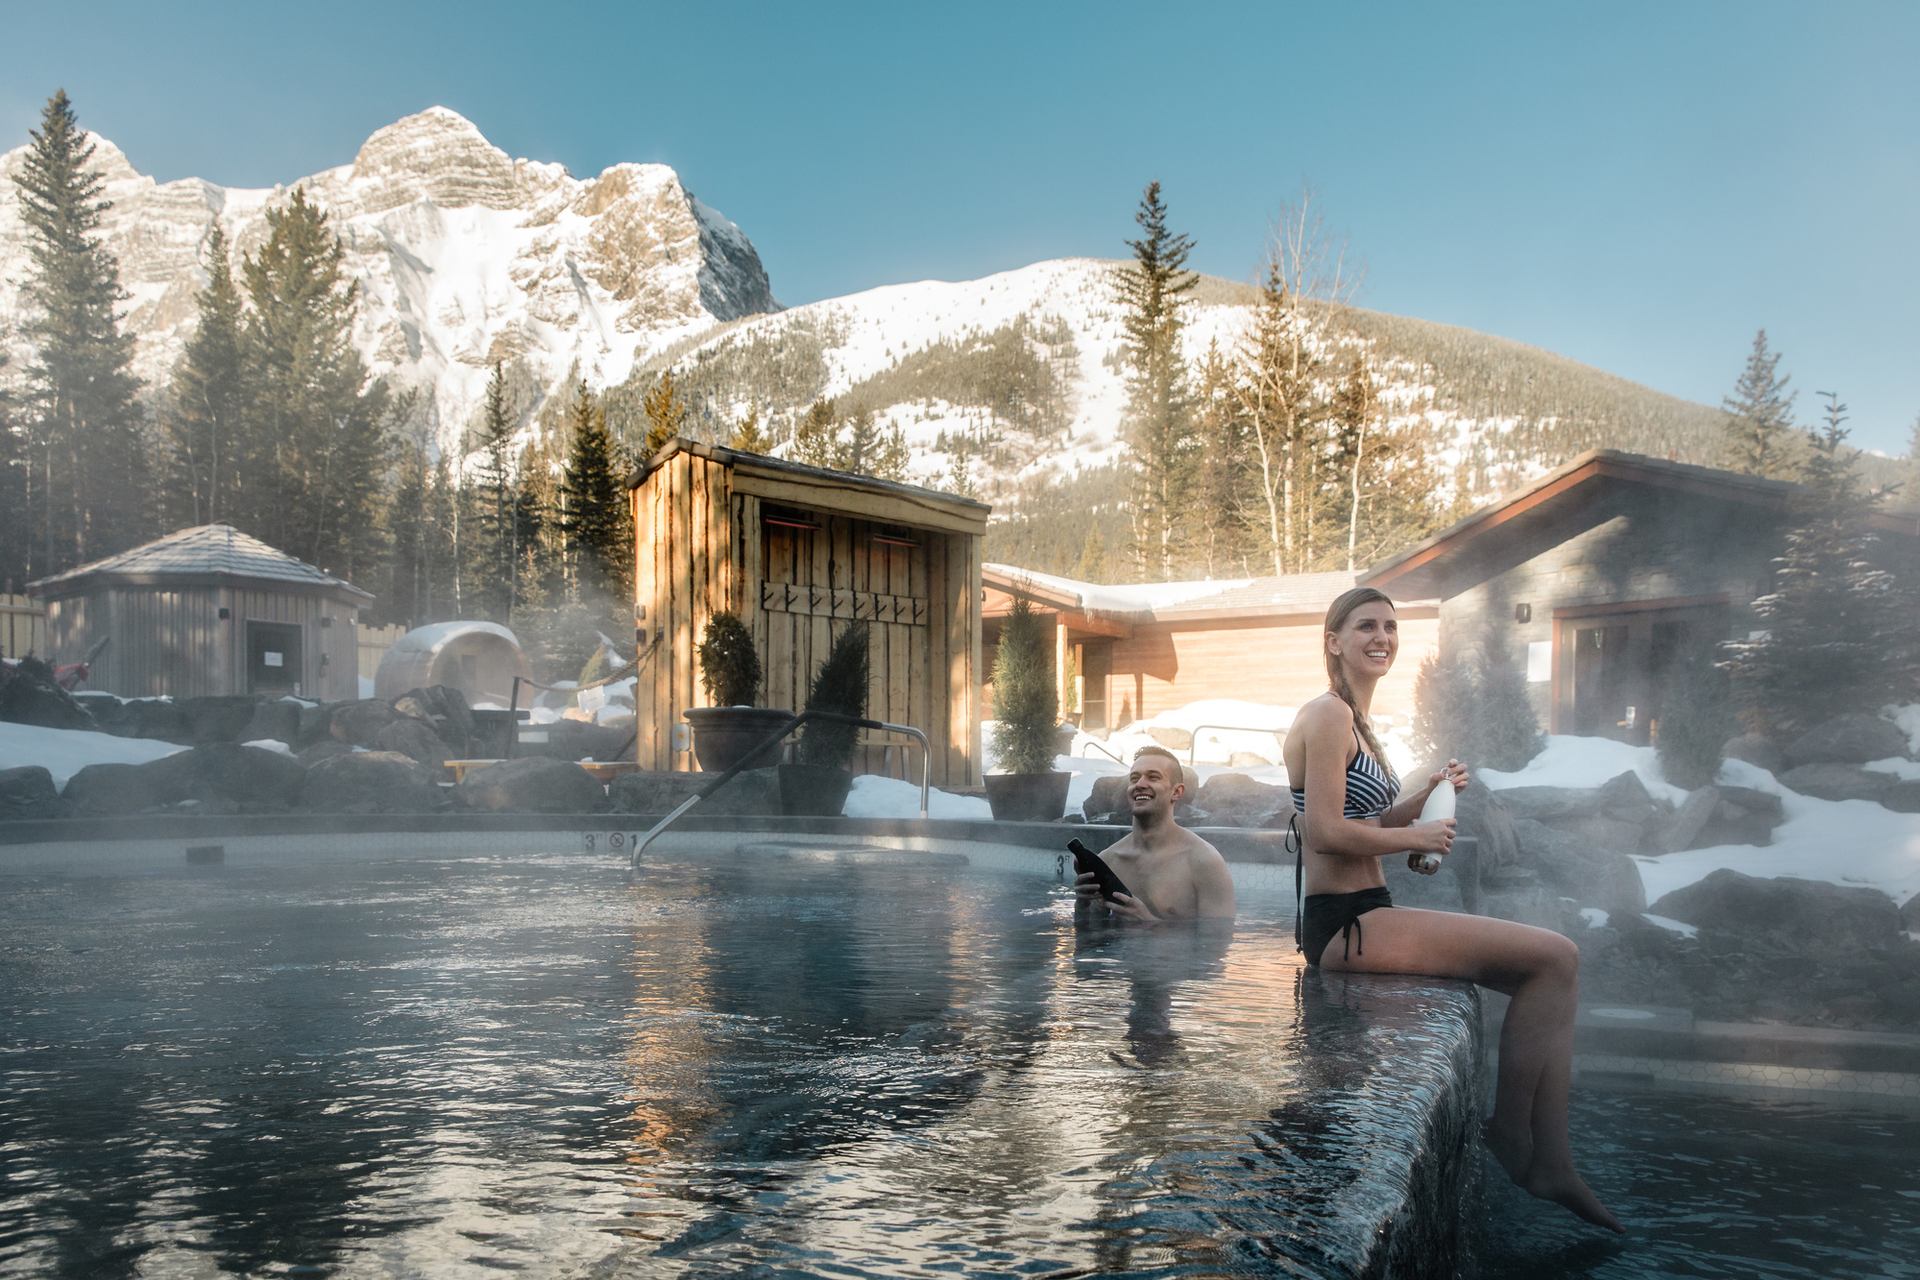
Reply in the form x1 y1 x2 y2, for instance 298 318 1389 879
1175 827 1229 867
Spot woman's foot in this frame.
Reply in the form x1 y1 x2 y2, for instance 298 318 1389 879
1481 1117 1532 1186
1523 1165 1624 1233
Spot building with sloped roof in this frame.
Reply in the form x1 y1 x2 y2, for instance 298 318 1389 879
981 565 1439 748
1359 449 1920 744
28 524 372 700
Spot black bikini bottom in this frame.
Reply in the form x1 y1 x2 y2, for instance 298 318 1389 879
1300 887 1394 966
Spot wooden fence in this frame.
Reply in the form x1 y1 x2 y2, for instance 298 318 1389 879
358 623 407 684
1 594 47 661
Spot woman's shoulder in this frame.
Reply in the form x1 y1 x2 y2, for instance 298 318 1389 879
1294 692 1354 732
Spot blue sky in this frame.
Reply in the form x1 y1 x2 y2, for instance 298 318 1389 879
3 0 1916 454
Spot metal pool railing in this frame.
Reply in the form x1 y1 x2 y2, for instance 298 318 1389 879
1185 723 1287 767
628 711 931 875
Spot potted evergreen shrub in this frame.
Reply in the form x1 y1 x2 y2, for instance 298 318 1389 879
684 611 788 772
985 596 1071 821
779 623 869 816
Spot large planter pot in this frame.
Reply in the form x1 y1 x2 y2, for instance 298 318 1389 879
984 770 1072 822
684 706 794 773
778 763 854 817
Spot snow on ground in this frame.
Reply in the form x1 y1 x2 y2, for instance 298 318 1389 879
1633 756 1920 908
358 676 375 698
245 739 292 755
1641 913 1700 939
1480 735 1690 805
1866 757 1920 781
0 721 183 788
845 774 991 821
1493 736 1920 906
1888 703 1920 756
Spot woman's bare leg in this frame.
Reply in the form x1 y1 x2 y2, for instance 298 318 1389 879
1320 907 1622 1232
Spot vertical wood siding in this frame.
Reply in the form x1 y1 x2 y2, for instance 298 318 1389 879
634 454 981 784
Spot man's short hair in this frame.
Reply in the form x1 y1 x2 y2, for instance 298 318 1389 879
1131 744 1182 773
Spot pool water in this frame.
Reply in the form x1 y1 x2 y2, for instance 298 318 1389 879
0 844 1477 1278
1476 1089 1920 1278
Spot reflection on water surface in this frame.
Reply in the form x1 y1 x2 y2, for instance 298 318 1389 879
0 849 1478 1277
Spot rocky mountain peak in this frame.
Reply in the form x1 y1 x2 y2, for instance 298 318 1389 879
346 107 530 214
0 107 779 456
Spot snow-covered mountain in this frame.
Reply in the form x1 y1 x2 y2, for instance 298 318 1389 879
0 107 777 448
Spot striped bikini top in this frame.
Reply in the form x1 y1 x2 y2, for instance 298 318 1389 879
1290 727 1400 820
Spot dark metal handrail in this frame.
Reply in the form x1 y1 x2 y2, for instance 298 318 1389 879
1077 738 1127 765
628 711 931 874
1185 722 1287 767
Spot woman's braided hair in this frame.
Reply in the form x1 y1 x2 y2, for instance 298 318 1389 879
1323 586 1395 773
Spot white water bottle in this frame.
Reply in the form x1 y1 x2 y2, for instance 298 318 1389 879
1409 776 1455 873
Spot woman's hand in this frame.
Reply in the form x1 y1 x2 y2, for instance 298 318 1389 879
1409 818 1456 855
1425 758 1470 795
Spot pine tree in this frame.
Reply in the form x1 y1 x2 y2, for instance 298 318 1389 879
989 595 1057 773
1328 349 1380 572
730 403 773 454
13 89 148 573
1723 392 1918 736
471 362 519 620
381 442 433 625
792 397 840 468
160 224 245 528
640 368 688 457
559 379 629 601
1113 181 1199 578
839 407 889 475
1074 526 1108 583
872 422 911 483
1192 339 1255 576
0 349 24 590
1720 329 1797 479
238 187 394 577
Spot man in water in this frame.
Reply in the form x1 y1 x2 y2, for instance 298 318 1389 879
1075 745 1236 922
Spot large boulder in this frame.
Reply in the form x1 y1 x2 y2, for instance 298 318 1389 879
1145 725 1193 752
1903 893 1920 935
1082 774 1131 822
302 751 441 813
1881 780 1920 814
1785 713 1910 768
374 718 450 770
391 685 475 755
1651 869 1904 952
0 765 65 820
64 744 306 813
1512 817 1646 913
609 767 781 817
242 699 304 748
176 695 260 744
295 701 337 748
1778 763 1897 803
458 757 605 813
297 738 354 767
1653 784 1780 852
514 719 633 764
1458 781 1524 881
0 658 95 730
1596 770 1658 825
1491 785 1600 824
1723 733 1784 775
329 699 401 748
1193 773 1289 828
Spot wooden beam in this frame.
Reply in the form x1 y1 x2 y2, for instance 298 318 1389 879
734 471 989 536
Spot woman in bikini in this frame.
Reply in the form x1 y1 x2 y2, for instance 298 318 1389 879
1283 586 1622 1233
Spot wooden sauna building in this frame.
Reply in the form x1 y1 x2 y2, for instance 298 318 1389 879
629 439 991 786
27 523 370 701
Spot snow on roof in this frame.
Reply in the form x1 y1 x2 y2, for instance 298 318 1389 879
983 565 1392 621
28 525 371 599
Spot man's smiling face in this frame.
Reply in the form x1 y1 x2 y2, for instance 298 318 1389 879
1128 752 1184 816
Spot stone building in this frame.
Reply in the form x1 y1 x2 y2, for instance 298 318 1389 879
1359 450 1920 744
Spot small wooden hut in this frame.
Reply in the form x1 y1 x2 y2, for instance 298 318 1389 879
27 524 370 701
629 439 990 786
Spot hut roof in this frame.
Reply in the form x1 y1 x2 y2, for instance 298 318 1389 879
984 565 1430 625
28 524 373 600
627 437 991 526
